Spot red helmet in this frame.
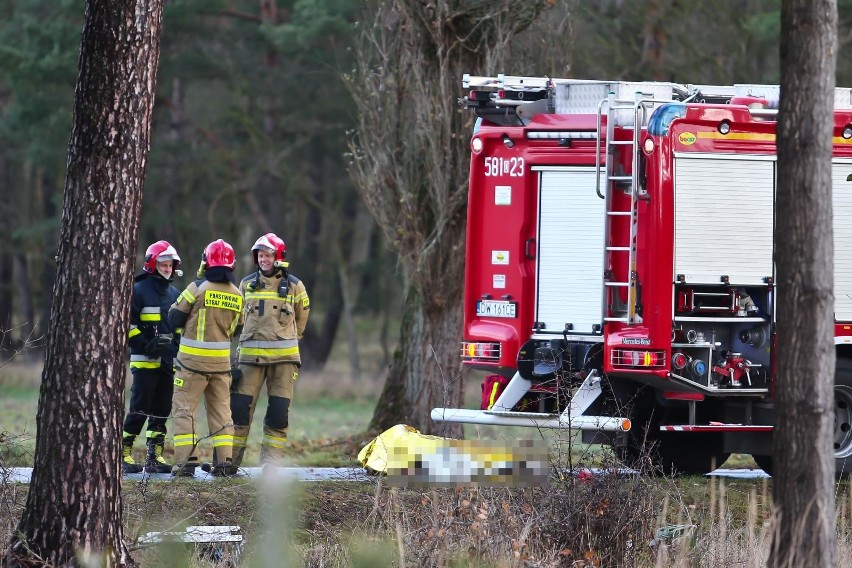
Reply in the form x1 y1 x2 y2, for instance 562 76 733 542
143 240 181 274
203 239 236 270
251 233 286 265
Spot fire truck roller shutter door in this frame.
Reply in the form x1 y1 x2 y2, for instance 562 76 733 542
533 166 606 334
831 161 852 321
673 155 774 285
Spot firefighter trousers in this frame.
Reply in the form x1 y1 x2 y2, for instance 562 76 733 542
230 362 297 466
123 367 173 442
171 367 234 466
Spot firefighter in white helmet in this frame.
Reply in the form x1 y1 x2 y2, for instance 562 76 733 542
168 239 243 477
122 240 182 474
231 232 310 467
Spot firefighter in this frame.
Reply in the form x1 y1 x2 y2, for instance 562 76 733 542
168 239 243 477
231 233 310 467
122 240 182 474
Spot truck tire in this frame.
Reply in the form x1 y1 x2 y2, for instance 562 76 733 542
753 358 852 479
617 419 728 475
652 429 729 476
614 390 728 475
834 358 852 477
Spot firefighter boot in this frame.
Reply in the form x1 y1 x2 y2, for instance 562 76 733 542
231 444 246 468
122 434 143 474
201 449 239 477
144 438 172 474
171 458 198 477
201 459 239 477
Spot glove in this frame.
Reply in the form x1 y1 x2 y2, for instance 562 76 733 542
230 367 243 392
143 337 162 359
160 342 178 359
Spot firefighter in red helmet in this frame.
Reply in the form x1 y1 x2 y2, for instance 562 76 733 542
168 239 243 476
122 240 182 474
231 232 310 467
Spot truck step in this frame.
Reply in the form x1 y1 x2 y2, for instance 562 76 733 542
660 424 773 433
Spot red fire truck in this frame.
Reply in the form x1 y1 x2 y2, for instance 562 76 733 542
430 74 852 476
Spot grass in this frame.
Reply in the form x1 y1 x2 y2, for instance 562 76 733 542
0 360 380 467
0 361 764 470
0 357 848 566
0 335 835 566
4 464 850 567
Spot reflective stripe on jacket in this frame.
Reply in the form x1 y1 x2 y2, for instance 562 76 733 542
238 271 310 365
127 274 180 371
170 279 242 373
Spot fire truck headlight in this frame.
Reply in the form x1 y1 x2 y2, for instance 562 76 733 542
718 121 731 135
643 137 655 154
843 125 852 139
471 137 483 153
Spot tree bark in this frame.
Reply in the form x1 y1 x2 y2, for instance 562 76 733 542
348 0 552 436
4 1 164 566
770 0 838 565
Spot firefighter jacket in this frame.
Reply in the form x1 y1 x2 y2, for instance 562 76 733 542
128 272 180 372
238 269 310 366
169 271 243 374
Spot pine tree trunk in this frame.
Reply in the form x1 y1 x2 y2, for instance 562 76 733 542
4 1 164 566
770 0 838 565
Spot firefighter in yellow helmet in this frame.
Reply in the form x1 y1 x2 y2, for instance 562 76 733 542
231 233 310 467
168 239 243 477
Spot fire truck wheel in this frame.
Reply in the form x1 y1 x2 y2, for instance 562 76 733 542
833 358 852 478
651 431 730 476
749 360 852 479
617 403 729 476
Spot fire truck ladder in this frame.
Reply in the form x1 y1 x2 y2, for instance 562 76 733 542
597 91 652 326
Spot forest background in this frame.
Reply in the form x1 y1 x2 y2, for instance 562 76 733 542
4 0 852 414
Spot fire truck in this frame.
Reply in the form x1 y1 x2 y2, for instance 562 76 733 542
430 74 852 476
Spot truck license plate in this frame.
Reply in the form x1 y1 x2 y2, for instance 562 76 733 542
476 300 517 318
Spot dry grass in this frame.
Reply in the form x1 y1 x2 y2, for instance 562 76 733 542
4 457 852 566
4 357 852 565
